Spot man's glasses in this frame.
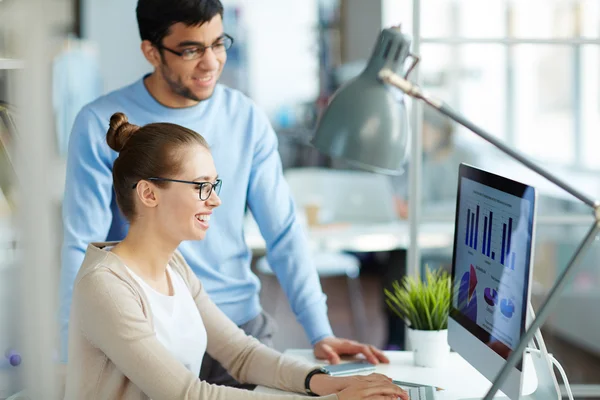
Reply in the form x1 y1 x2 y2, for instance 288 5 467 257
157 34 234 61
132 178 222 201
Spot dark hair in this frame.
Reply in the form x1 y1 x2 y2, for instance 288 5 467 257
106 112 209 220
136 0 224 45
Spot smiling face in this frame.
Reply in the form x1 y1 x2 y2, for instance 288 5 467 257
143 15 227 106
148 144 221 243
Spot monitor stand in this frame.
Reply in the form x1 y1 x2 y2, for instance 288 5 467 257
461 304 562 400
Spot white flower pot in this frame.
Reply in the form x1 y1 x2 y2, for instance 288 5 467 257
406 328 450 368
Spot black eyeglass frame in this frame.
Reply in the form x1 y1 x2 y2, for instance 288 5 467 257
132 177 222 201
156 34 234 61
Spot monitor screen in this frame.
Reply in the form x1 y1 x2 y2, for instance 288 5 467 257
450 163 536 370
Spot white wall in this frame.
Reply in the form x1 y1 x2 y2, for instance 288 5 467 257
234 0 319 117
82 0 151 93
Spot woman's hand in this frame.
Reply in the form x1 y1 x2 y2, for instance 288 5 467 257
309 373 408 399
337 381 409 400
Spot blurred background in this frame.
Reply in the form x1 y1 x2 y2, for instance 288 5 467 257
1 0 600 398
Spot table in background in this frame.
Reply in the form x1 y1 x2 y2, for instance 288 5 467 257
244 218 455 254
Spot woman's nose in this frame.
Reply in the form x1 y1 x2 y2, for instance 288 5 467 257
206 190 221 207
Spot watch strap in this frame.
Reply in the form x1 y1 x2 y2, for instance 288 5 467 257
304 367 329 396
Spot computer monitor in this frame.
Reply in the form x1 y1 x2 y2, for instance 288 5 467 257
449 163 537 400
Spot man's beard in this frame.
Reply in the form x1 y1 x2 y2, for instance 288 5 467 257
160 62 212 102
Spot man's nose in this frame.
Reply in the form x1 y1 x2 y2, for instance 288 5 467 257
199 47 220 70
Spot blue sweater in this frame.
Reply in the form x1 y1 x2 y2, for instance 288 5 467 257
59 78 332 361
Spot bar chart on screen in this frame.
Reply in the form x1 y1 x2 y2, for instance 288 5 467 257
462 198 519 270
454 175 535 357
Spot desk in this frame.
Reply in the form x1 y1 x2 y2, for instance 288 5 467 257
244 217 455 253
254 350 538 399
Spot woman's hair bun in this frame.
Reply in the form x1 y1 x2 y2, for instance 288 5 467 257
106 112 140 152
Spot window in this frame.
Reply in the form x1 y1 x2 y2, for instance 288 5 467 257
420 44 507 142
400 0 600 170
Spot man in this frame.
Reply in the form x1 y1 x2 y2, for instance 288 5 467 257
59 0 388 386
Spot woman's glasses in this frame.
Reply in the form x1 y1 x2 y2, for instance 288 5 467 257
132 178 222 201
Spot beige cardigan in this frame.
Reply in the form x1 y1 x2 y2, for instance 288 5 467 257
64 242 338 400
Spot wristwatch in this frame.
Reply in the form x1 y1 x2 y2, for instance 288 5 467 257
304 367 329 396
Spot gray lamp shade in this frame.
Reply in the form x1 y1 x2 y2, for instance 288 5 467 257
312 27 412 175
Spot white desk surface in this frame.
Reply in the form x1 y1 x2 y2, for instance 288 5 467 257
254 350 537 399
244 218 455 253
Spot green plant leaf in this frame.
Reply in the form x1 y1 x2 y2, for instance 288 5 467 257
384 265 451 331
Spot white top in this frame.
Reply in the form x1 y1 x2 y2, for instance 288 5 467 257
126 265 207 376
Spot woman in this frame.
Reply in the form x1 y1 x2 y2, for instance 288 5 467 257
63 112 407 400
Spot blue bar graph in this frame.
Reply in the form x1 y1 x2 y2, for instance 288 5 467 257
474 206 516 267
482 217 488 255
466 209 471 246
470 213 475 248
506 217 513 257
486 212 493 257
501 223 507 265
474 206 480 250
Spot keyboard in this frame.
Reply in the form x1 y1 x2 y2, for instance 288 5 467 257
407 385 435 400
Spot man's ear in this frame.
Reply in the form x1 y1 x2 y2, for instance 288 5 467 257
135 180 159 208
141 40 161 68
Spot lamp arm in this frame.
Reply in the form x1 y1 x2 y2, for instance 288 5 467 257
379 68 598 210
378 68 600 400
484 222 599 400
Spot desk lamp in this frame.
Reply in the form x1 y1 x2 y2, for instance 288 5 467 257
312 26 600 400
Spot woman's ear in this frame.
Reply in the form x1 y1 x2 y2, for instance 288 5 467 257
135 180 159 208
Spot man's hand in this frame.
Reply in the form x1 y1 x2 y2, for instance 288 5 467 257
313 337 390 365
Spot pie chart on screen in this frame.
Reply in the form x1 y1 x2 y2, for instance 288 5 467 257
500 298 515 318
484 288 498 307
458 264 478 322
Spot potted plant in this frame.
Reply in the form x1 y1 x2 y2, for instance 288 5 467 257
384 267 451 367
